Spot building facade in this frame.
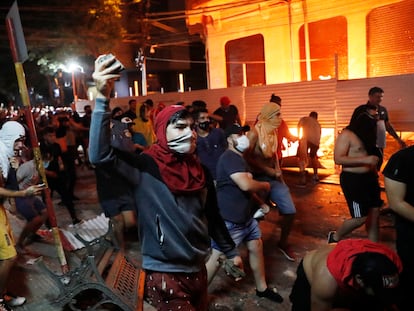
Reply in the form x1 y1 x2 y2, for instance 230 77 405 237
186 0 414 89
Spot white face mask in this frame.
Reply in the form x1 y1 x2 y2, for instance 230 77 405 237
235 135 250 153
167 127 194 154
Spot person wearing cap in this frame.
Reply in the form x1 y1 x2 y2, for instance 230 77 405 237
89 54 241 311
213 96 241 129
244 98 298 261
289 239 402 311
206 123 284 303
383 145 414 311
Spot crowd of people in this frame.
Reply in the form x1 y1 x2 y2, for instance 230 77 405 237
0 53 410 311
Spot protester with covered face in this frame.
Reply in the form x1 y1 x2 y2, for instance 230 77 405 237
0 121 44 310
89 54 241 311
194 107 227 180
290 239 402 311
206 123 283 304
244 99 297 261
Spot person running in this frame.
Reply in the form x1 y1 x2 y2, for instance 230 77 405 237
297 111 321 185
244 99 297 261
328 104 382 243
206 124 283 304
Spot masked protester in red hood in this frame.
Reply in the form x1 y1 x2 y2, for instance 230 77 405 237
89 54 242 311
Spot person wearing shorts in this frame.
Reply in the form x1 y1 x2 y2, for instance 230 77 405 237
0 120 45 309
297 111 321 185
340 171 383 218
206 124 283 304
328 104 382 243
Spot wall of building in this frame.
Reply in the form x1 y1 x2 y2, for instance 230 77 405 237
104 73 414 132
186 0 413 89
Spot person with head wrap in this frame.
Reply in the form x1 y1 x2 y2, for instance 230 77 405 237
328 104 382 244
0 121 44 309
89 54 241 311
290 239 402 311
213 96 241 129
244 99 297 262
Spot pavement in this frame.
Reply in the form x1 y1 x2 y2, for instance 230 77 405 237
6 161 397 311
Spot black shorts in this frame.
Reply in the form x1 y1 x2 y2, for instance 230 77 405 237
100 197 134 218
290 260 311 311
15 196 46 221
340 171 383 218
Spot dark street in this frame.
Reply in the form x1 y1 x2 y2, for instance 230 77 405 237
7 162 396 311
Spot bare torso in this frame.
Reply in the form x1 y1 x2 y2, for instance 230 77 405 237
334 129 378 174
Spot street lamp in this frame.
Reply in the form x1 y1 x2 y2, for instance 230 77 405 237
68 63 84 103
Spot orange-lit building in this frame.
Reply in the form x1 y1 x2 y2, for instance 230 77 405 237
185 0 414 88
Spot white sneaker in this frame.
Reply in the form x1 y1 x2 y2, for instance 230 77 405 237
2 293 26 307
253 209 265 219
0 299 12 311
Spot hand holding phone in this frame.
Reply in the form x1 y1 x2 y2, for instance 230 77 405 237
98 53 125 74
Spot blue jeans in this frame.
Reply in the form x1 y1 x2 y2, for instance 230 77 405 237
211 218 261 250
255 175 296 215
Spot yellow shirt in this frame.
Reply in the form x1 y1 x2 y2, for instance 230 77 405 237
0 204 17 260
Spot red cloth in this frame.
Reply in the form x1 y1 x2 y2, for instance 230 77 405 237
327 239 402 290
144 105 205 194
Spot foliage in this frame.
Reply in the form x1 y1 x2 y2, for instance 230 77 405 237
27 0 130 76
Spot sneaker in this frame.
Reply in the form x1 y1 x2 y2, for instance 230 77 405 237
277 244 296 262
313 175 320 183
256 288 283 303
2 293 26 307
327 231 338 244
0 299 12 311
253 209 266 220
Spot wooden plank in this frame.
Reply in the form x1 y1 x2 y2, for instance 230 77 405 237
105 251 125 289
96 248 115 275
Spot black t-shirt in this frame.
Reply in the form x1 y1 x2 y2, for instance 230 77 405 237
214 105 239 129
383 146 414 230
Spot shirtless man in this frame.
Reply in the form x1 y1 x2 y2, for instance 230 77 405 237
289 239 402 311
328 104 383 243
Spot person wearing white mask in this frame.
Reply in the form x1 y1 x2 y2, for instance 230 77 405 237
205 123 284 304
89 54 241 311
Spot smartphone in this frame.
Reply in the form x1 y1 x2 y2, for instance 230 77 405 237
38 183 46 188
99 53 125 74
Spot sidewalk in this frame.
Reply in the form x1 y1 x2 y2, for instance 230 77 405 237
7 165 396 310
